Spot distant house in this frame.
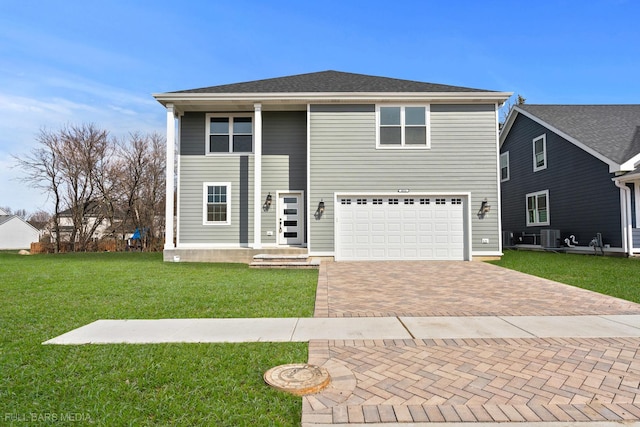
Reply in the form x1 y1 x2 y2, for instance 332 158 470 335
0 207 40 249
154 70 511 262
51 202 137 243
499 104 640 256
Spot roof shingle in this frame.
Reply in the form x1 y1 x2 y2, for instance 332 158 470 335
171 70 495 94
517 104 640 164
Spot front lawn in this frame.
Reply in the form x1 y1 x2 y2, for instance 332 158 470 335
490 250 640 303
0 252 318 426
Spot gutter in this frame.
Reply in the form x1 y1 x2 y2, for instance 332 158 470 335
613 179 633 256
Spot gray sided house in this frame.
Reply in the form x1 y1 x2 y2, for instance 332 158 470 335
500 104 640 256
154 71 511 263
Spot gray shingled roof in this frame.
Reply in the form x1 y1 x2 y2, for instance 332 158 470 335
172 70 495 94
517 104 640 164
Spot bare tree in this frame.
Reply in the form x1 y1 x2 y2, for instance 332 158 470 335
14 128 65 252
117 132 166 250
500 93 526 125
14 124 165 253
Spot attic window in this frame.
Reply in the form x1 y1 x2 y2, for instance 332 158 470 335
377 106 430 149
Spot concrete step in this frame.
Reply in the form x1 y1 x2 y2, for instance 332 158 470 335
250 254 319 269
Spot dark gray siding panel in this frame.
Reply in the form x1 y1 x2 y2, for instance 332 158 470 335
633 228 640 247
261 111 307 244
500 114 622 247
180 112 205 156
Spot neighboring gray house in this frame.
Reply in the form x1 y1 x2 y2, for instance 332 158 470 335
500 104 640 256
154 71 511 262
0 207 40 250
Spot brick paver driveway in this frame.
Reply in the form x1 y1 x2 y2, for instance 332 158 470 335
304 261 640 425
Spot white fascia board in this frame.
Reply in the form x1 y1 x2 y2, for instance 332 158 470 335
510 106 622 173
153 91 513 107
620 153 640 172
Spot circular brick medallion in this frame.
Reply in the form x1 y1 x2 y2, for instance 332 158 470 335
264 363 330 396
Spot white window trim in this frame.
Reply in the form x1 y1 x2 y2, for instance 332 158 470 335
205 113 254 155
533 134 547 172
203 182 231 225
526 189 550 226
500 151 510 182
376 105 431 149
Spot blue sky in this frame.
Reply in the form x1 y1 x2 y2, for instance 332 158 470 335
1 0 639 213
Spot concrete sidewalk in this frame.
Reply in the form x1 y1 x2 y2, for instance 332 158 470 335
43 315 640 345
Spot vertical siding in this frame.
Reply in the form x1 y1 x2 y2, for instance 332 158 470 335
500 114 622 247
309 104 500 254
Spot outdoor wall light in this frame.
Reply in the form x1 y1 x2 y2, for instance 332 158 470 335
314 200 325 220
477 198 491 217
263 193 272 212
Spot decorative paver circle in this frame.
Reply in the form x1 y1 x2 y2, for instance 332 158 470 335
264 363 330 396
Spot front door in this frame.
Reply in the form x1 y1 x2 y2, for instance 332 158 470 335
278 192 303 245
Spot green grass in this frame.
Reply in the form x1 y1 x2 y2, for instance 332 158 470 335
0 252 318 426
490 249 640 303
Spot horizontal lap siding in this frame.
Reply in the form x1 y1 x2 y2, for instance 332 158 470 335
501 114 622 247
179 112 253 245
178 111 306 246
309 104 500 254
179 156 254 245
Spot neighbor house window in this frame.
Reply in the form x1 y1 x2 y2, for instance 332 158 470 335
206 114 253 153
500 151 510 182
526 190 549 226
377 106 430 148
533 134 547 171
203 182 231 225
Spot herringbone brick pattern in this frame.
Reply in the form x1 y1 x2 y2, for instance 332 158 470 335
303 338 640 424
319 261 640 317
305 261 640 425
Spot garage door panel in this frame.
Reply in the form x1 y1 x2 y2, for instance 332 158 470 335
337 195 466 261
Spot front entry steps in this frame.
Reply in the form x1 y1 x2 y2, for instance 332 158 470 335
250 254 320 269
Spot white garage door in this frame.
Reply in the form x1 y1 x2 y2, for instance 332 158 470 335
336 195 466 261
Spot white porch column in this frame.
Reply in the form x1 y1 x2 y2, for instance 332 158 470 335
164 103 176 250
253 103 263 249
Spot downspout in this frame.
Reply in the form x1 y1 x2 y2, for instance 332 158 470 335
614 179 633 256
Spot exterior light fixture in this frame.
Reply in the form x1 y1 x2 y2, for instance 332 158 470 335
314 200 325 220
477 198 491 217
263 193 272 212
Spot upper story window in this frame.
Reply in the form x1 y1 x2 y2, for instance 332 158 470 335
500 151 510 182
526 189 549 226
206 114 253 154
533 134 547 172
377 106 430 149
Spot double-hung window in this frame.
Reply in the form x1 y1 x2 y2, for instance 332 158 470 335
500 152 510 182
207 114 253 154
533 134 547 171
526 190 549 226
378 106 430 148
204 182 231 225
